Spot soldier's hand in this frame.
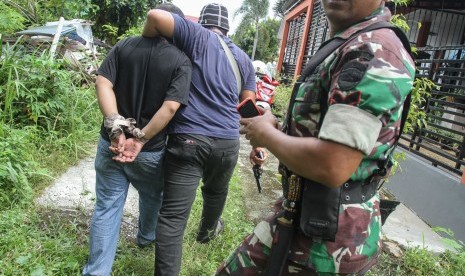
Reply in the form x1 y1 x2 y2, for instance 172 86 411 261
240 110 278 148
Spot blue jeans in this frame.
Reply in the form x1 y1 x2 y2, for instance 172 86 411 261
83 138 164 276
155 134 240 276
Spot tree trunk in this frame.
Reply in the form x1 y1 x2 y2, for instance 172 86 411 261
251 18 259 60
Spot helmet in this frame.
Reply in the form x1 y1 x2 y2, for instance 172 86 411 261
198 3 229 32
256 101 271 111
252 60 271 78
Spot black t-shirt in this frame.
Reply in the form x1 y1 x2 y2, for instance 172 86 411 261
97 36 192 150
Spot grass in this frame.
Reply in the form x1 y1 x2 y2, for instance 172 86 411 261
0 207 89 275
2 160 465 276
368 247 465 275
0 170 254 276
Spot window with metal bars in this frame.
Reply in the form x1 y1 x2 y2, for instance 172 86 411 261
301 0 329 73
282 13 307 76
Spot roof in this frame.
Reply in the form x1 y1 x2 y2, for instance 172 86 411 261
17 25 76 37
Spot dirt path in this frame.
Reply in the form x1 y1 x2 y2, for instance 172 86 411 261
236 136 282 223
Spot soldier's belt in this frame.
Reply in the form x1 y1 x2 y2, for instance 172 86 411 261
341 177 380 204
301 177 380 241
279 163 380 241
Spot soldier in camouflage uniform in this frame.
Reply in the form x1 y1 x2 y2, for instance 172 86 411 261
217 0 415 275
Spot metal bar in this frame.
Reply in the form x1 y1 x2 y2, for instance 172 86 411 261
401 145 462 175
439 67 465 73
431 90 465 99
418 133 460 154
407 140 462 164
439 75 465 82
428 122 465 136
418 46 465 51
428 114 465 128
406 6 465 16
430 106 465 117
422 128 462 145
429 98 465 109
417 59 465 63
440 83 465 90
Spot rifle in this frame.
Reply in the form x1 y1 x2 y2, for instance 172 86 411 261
252 151 264 193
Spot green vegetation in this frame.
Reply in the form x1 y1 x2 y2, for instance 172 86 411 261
369 247 465 276
234 0 270 61
1 183 464 275
0 2 25 33
0 37 101 209
232 17 281 63
272 82 293 118
272 0 287 18
0 174 253 275
0 0 464 275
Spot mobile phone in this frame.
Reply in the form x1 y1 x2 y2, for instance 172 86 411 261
237 97 261 118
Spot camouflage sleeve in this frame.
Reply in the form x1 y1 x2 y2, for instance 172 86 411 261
319 104 381 155
318 29 415 155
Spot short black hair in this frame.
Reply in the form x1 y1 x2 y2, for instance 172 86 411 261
156 3 185 18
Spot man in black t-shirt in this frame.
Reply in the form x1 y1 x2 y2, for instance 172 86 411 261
82 4 191 276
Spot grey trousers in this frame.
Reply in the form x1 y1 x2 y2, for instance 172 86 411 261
154 133 240 276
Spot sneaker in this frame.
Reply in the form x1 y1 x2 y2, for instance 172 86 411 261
196 218 224 244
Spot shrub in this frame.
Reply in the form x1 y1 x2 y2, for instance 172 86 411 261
0 38 101 209
0 126 37 208
272 83 293 119
0 2 25 34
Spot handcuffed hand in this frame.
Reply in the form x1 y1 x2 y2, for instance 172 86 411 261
109 132 126 155
112 138 144 163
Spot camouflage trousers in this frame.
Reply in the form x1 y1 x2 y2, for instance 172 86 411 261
215 230 377 275
216 232 317 275
216 196 381 276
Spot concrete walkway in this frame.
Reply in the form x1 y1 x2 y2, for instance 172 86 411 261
35 150 140 218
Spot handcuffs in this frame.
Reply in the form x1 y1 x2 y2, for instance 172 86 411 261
103 114 149 144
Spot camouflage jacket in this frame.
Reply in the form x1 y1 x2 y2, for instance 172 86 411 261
255 7 415 274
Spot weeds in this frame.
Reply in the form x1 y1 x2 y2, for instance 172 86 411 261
0 172 253 276
0 207 89 275
0 126 39 208
272 83 293 118
0 37 100 209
